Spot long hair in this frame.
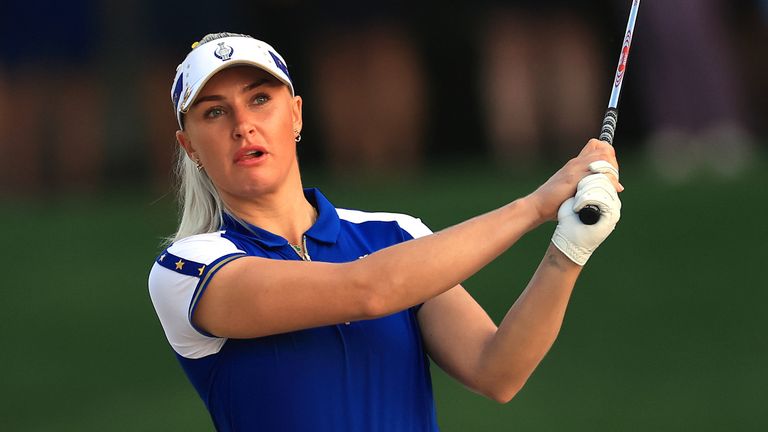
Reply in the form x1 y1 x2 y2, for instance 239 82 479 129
168 148 225 243
166 32 253 244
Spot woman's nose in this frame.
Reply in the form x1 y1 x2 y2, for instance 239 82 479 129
232 109 256 139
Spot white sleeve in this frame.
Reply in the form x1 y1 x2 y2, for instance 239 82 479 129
148 232 245 359
336 208 433 240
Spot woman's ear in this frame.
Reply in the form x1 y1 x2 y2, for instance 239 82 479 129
291 95 303 135
176 130 197 160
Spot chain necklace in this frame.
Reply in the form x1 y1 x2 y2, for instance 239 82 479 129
226 210 314 262
290 235 311 261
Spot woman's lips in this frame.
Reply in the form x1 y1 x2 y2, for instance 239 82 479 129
234 146 269 165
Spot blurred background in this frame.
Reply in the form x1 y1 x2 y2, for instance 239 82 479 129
1 0 767 430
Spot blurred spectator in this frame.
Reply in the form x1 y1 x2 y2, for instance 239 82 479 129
0 0 105 195
136 1 240 191
757 1 768 139
632 0 755 181
306 2 427 177
475 3 605 169
733 0 768 141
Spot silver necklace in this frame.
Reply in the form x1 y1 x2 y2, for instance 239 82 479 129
227 212 312 261
290 236 311 261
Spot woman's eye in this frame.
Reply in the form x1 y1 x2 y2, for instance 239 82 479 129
204 107 225 119
253 94 270 105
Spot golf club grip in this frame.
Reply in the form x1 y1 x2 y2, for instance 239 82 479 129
599 108 618 145
578 108 619 225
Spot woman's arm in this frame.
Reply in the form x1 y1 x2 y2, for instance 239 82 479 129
194 139 618 339
417 244 581 403
194 196 541 338
417 139 622 403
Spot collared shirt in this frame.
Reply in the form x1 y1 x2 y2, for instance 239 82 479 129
149 188 439 431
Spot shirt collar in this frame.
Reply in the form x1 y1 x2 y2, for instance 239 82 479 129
222 188 340 248
304 188 340 243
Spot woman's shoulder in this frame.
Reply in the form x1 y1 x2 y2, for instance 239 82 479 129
162 231 245 265
336 208 433 239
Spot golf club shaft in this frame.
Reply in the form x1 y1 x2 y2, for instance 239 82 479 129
579 0 640 225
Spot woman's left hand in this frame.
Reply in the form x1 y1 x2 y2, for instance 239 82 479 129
525 138 622 224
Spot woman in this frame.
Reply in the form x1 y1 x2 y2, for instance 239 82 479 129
149 32 622 431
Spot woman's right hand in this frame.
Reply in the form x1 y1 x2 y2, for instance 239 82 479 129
525 139 622 225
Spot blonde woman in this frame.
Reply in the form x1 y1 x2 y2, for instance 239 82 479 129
149 32 622 431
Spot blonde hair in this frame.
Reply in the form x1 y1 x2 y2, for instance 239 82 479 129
167 32 247 244
167 31 296 244
168 147 225 243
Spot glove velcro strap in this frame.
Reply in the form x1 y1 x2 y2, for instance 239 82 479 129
551 231 592 266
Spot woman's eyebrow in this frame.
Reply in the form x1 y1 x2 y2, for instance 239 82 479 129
193 78 271 107
242 78 270 93
192 94 224 107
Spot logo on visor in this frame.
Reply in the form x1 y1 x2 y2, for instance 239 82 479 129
172 74 184 108
214 42 234 61
180 86 192 111
269 51 290 79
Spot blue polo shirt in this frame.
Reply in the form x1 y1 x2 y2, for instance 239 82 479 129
148 188 440 431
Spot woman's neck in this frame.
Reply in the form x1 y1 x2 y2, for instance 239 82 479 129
224 184 317 245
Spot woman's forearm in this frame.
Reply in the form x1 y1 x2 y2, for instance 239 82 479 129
474 243 581 402
353 196 545 317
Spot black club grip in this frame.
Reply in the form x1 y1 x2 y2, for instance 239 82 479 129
578 108 618 225
578 205 601 225
599 108 618 145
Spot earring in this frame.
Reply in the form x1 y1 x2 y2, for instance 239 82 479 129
194 159 203 171
294 129 302 143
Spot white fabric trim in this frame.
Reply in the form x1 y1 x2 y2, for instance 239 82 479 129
148 232 244 359
336 208 433 239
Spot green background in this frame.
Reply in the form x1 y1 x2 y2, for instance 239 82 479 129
2 154 767 431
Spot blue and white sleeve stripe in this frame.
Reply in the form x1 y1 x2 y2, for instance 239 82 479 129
187 252 247 337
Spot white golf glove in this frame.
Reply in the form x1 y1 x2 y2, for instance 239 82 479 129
551 168 621 266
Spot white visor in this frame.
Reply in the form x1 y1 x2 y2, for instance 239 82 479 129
170 35 294 129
